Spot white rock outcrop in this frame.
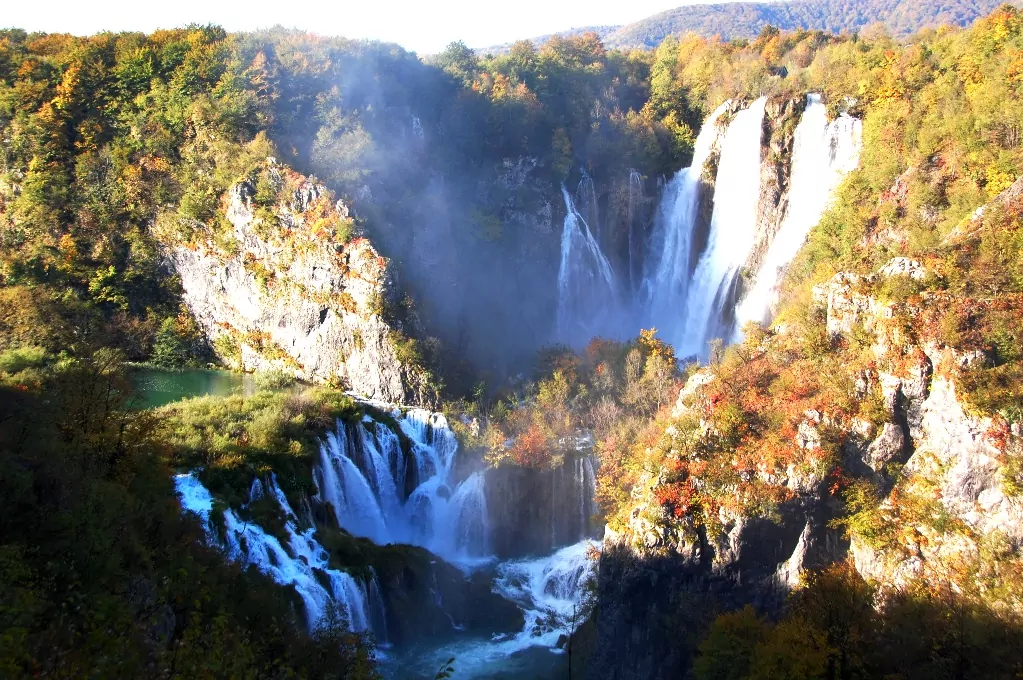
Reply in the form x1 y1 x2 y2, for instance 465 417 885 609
165 163 429 404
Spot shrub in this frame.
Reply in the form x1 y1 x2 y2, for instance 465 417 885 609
254 368 297 390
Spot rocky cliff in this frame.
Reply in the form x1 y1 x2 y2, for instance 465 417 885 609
747 96 802 280
485 449 601 558
162 159 434 404
586 241 1023 678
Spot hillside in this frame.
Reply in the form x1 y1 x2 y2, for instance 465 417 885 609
605 0 1013 48
485 0 1014 53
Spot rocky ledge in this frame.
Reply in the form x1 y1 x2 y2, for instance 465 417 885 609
163 159 433 404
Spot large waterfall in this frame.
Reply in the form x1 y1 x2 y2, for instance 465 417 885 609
316 408 490 562
556 182 621 346
677 97 769 357
734 94 863 331
641 101 730 350
595 95 862 360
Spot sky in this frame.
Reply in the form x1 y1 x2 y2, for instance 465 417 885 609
1 0 752 54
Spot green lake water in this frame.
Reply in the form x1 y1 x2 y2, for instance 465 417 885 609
130 368 256 409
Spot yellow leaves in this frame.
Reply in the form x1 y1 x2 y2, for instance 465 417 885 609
57 232 77 267
74 119 102 153
638 327 677 370
985 166 1016 197
661 111 695 152
1007 49 1023 86
142 155 173 174
53 62 81 114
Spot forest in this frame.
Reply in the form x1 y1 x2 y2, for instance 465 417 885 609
2 3 1023 678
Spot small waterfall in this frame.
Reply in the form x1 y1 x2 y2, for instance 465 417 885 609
318 427 391 544
581 455 596 535
315 409 490 563
735 94 863 331
546 452 601 549
367 568 390 645
493 540 597 649
679 97 768 358
174 473 373 633
641 101 731 351
576 172 601 244
556 185 620 346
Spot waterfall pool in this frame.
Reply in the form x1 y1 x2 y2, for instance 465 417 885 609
129 367 256 408
380 541 597 679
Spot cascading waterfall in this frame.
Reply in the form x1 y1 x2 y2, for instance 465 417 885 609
390 540 599 678
734 94 863 332
367 568 390 645
174 472 376 634
175 402 603 676
494 540 597 649
556 184 620 346
315 408 490 563
678 97 769 358
641 101 731 350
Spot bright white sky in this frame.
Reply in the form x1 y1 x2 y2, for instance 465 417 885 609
2 0 751 54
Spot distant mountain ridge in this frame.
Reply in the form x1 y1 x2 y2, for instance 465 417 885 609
481 0 1015 53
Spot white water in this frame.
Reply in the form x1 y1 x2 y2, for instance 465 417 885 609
494 540 597 648
315 409 490 563
556 182 621 346
734 95 862 332
641 101 731 350
383 540 598 679
678 97 768 358
174 472 375 633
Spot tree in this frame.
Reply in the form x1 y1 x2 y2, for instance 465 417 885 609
435 41 479 86
692 606 770 680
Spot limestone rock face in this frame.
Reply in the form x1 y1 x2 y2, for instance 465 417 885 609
589 252 1022 680
811 261 1022 590
747 96 803 279
164 161 433 404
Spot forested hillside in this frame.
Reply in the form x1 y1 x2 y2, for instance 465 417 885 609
0 26 689 387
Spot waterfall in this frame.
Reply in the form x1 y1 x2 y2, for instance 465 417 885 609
556 184 620 346
576 172 601 244
734 94 863 332
174 472 374 633
318 427 391 545
641 101 731 351
627 169 644 291
315 409 490 563
493 540 597 649
678 97 768 358
367 568 390 645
